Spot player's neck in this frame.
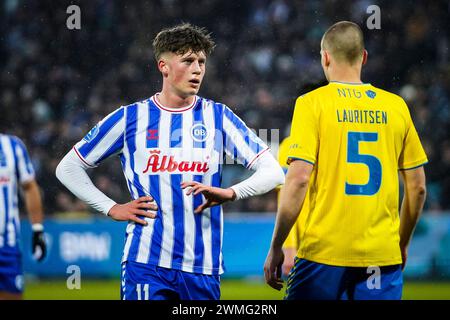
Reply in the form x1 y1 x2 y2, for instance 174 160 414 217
157 90 195 109
327 66 363 84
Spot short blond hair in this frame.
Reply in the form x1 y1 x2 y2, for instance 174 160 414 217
322 21 364 65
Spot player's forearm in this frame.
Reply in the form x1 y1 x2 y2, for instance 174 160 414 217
23 180 44 225
399 183 426 248
271 173 309 250
55 149 116 215
230 151 285 200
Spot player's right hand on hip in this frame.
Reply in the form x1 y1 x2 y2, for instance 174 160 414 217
108 196 158 226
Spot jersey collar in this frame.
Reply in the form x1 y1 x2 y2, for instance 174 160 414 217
330 81 371 86
151 93 198 113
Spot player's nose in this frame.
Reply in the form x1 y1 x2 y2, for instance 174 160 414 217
192 61 202 74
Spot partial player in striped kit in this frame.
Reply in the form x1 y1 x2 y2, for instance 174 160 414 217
56 23 285 300
0 134 46 300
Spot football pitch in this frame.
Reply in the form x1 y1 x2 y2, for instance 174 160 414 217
23 279 450 300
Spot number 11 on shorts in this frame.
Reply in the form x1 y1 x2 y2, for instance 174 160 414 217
136 283 149 300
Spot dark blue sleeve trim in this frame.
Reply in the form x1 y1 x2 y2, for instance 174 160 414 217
287 157 315 166
398 161 428 171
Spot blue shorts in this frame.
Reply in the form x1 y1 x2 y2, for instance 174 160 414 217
121 261 220 300
285 258 403 300
0 254 24 294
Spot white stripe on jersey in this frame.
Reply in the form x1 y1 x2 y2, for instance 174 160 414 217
181 172 194 273
7 213 15 247
219 206 224 274
121 106 139 200
201 175 213 273
201 99 218 273
122 222 135 263
120 104 137 263
180 109 195 272
136 101 155 264
157 110 175 269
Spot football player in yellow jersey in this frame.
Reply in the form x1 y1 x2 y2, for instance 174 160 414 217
264 21 428 300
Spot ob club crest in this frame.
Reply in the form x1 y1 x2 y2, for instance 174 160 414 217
191 123 208 143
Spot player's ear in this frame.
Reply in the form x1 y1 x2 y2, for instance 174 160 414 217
362 49 368 66
323 50 331 67
158 59 169 77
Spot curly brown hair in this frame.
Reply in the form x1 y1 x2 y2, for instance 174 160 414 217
152 23 216 61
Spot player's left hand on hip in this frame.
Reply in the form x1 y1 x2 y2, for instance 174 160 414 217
264 248 284 291
32 229 47 262
181 181 236 213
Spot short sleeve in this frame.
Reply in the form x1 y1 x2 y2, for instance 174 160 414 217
277 136 292 172
287 95 318 165
398 106 428 170
10 136 35 184
74 107 125 167
222 106 269 169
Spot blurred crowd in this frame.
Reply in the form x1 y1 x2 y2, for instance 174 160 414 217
1 0 449 215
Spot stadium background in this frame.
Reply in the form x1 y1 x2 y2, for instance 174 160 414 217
1 0 449 299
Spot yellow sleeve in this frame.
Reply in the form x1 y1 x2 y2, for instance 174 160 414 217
276 137 290 190
278 136 292 169
398 102 428 170
287 95 319 165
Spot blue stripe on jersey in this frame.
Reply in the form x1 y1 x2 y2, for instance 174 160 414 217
2 186 9 248
97 133 124 164
210 171 222 275
213 103 224 154
0 140 6 167
148 174 162 265
170 114 182 148
125 104 145 262
78 107 124 158
171 174 185 269
193 103 205 149
248 131 262 155
193 174 204 274
147 101 161 149
212 105 224 275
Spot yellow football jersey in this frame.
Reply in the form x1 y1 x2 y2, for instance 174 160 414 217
277 136 301 249
287 81 428 267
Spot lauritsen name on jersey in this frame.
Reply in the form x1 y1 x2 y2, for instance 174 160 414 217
336 108 388 124
142 149 210 174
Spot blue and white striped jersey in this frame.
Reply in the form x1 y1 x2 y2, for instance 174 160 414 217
74 94 269 275
0 134 35 256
